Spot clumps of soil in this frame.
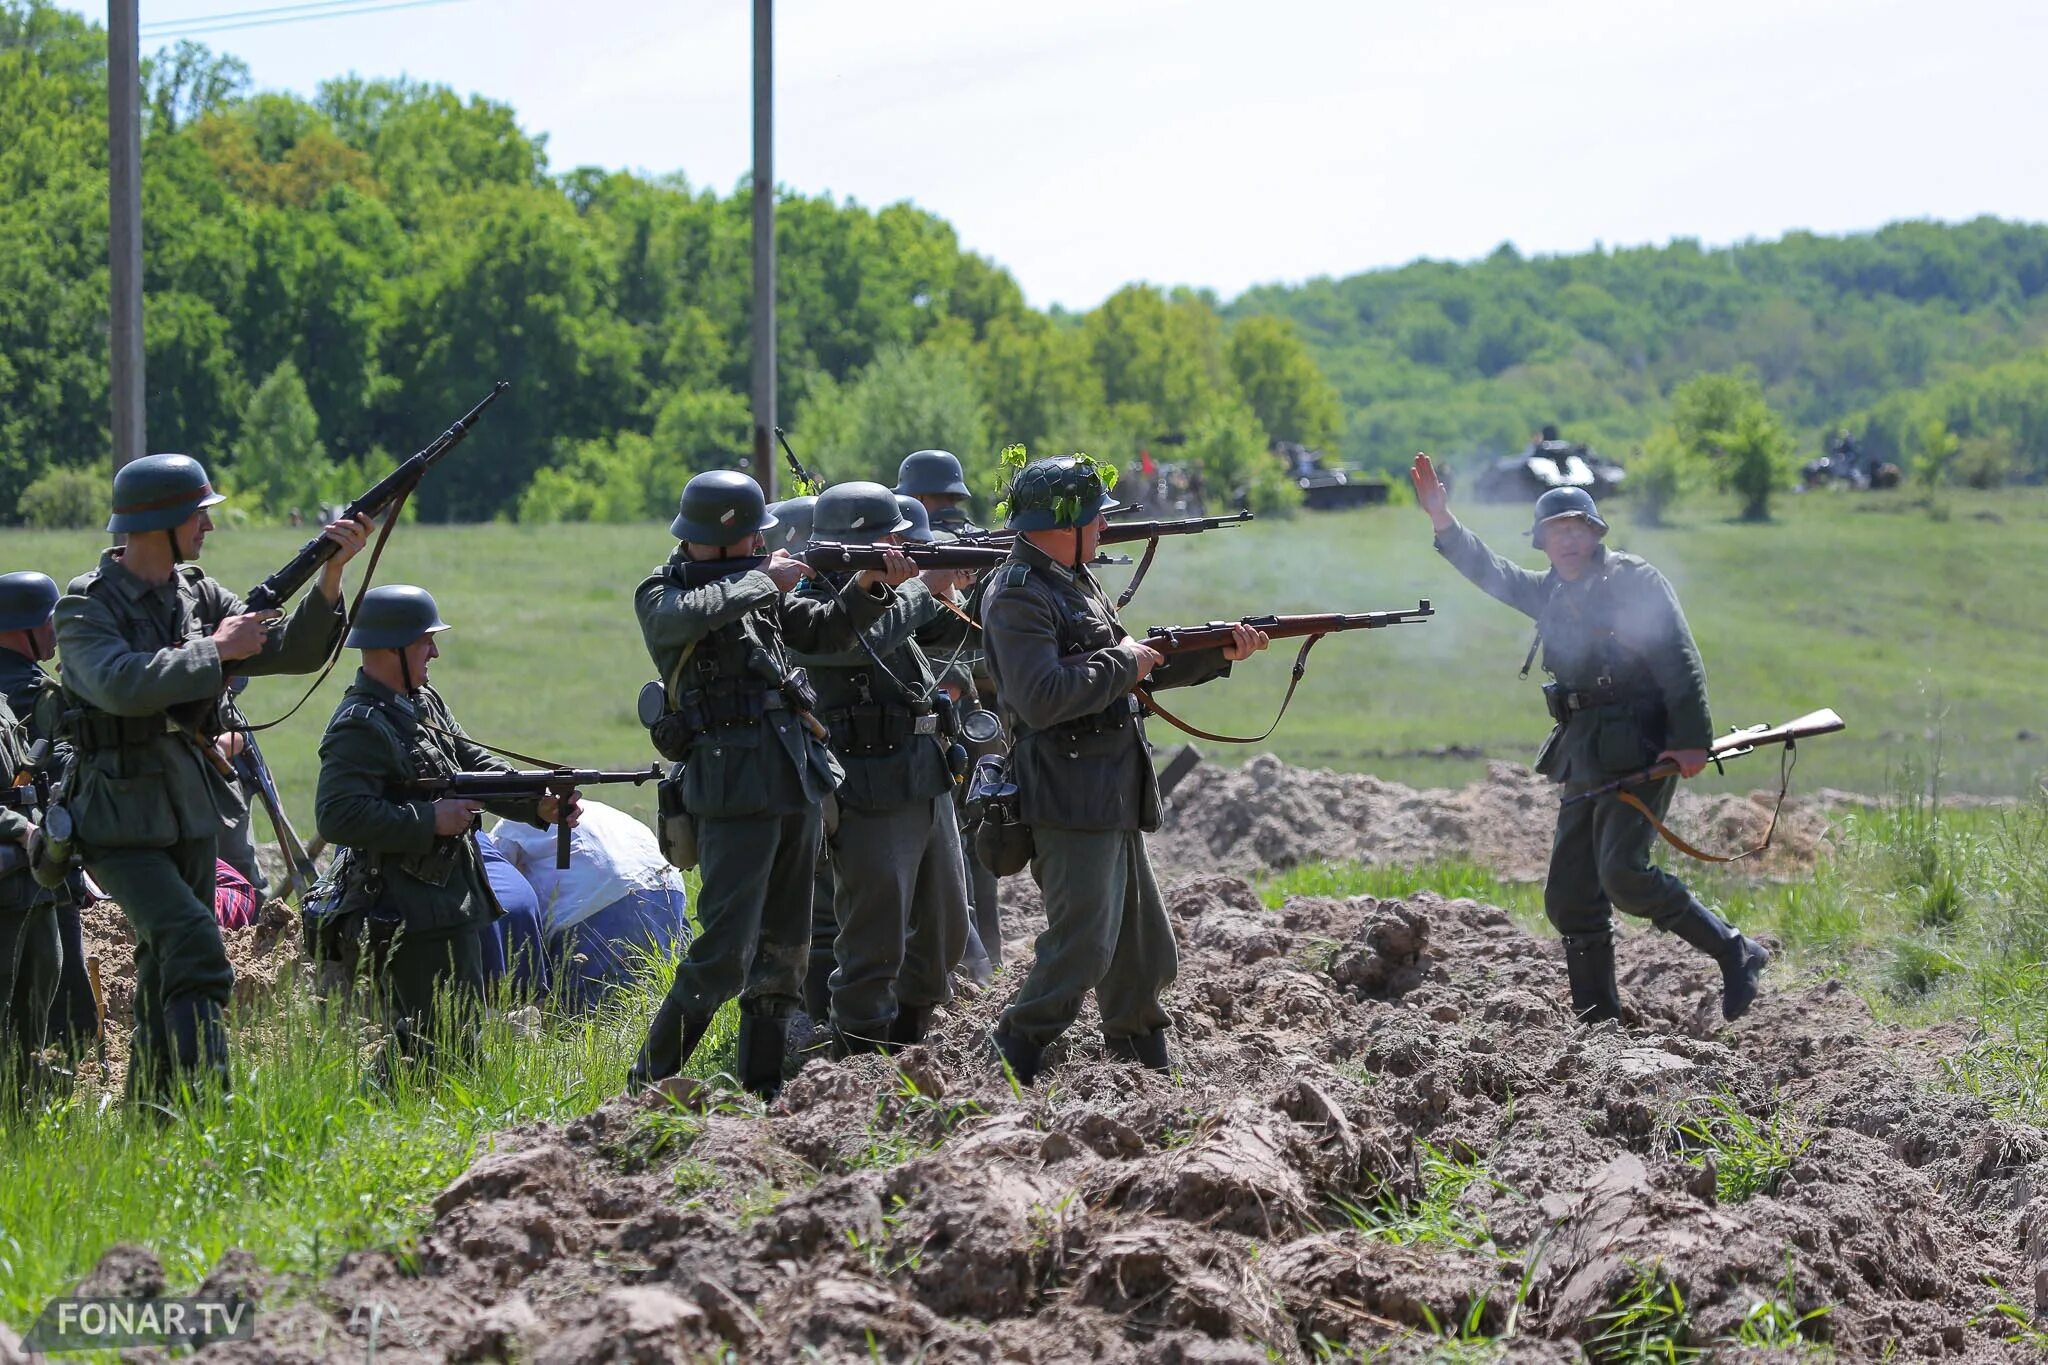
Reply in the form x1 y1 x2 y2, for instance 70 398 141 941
1154 754 1835 881
187 874 2044 1361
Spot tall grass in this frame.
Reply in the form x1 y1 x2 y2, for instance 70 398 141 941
0 965 737 1322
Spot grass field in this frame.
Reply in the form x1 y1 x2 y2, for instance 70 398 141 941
2 483 2043 812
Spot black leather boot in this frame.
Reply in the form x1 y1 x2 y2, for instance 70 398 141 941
991 1027 1044 1085
628 994 713 1093
1561 932 1624 1024
164 996 232 1097
886 1006 929 1049
1665 898 1770 1021
1104 1028 1172 1073
736 1014 790 1101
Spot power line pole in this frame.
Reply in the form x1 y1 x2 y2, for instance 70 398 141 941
750 0 776 499
108 0 146 471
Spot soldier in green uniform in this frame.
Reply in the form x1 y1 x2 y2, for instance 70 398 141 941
895 448 981 535
629 471 914 1099
0 572 96 1064
1409 455 1768 1023
982 456 1267 1083
54 454 371 1102
314 586 576 1067
0 690 58 1101
790 482 975 1053
765 495 817 554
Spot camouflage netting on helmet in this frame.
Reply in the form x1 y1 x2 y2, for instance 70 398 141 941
997 445 1120 531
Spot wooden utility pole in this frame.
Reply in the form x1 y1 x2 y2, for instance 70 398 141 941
108 0 146 470
750 0 776 498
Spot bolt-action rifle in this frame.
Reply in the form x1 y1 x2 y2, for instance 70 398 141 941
1563 708 1846 808
245 382 510 612
1134 600 1436 744
961 509 1254 607
223 681 317 904
406 764 662 869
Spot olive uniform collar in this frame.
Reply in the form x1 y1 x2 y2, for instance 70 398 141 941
90 546 198 605
347 668 419 717
1011 536 1085 587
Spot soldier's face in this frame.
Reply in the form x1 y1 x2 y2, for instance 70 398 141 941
174 509 213 559
1078 515 1106 560
1540 517 1600 579
404 635 438 685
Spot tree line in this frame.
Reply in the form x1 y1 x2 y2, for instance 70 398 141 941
7 0 2048 529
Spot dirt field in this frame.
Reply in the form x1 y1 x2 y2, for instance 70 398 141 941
51 865 2023 1362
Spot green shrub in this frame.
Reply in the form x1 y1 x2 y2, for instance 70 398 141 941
18 466 103 528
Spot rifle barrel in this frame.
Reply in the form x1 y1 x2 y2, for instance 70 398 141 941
1146 601 1434 652
245 382 509 611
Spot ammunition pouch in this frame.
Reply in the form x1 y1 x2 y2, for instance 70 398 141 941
302 851 389 971
1046 694 1141 743
643 679 797 763
1541 681 1654 725
655 773 698 871
823 702 943 758
67 711 176 751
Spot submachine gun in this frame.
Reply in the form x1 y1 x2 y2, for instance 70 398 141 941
406 764 663 869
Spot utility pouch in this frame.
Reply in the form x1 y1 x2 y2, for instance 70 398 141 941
655 773 698 871
1541 682 1572 725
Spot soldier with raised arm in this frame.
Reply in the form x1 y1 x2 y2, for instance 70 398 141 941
1409 454 1768 1025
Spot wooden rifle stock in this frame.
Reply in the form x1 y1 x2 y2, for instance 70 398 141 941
1562 707 1846 807
1145 600 1436 653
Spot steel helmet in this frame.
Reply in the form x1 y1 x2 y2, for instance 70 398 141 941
345 585 451 649
895 495 935 544
764 495 817 552
670 470 778 545
1529 486 1608 548
1003 456 1116 532
894 449 970 498
107 454 226 534
0 572 59 632
812 481 911 546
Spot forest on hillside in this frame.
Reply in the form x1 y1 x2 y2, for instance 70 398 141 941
6 0 2048 526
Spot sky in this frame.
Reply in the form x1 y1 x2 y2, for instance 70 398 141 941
60 0 2048 310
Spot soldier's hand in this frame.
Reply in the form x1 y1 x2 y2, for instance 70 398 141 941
539 791 583 829
918 567 973 597
1658 748 1712 780
213 731 248 762
314 514 376 602
1124 641 1165 681
763 550 807 593
211 610 279 661
433 798 483 836
1410 454 1455 532
857 548 918 590
1222 623 1269 662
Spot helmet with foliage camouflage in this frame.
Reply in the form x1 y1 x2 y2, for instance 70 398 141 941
1529 486 1608 548
671 470 778 545
1002 455 1120 532
894 449 971 498
764 495 817 551
0 572 59 632
345 585 451 650
812 481 912 546
895 496 935 544
107 454 226 534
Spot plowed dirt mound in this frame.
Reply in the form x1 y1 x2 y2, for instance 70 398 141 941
1154 754 1835 881
165 875 2042 1361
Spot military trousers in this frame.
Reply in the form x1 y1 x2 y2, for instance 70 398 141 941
49 897 98 1053
373 921 487 1064
999 826 1175 1049
827 795 969 1041
85 838 233 1100
1544 775 1696 938
0 895 61 1097
954 778 1004 968
659 808 817 1023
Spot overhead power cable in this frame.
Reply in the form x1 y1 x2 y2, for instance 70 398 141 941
139 0 468 40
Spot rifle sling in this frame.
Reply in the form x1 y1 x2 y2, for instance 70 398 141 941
1613 743 1797 864
1137 633 1324 745
1115 536 1160 610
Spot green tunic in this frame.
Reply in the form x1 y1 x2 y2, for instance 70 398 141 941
0 696 60 1100
1432 522 1711 788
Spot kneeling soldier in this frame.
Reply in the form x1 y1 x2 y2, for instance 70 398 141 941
630 472 913 1099
1410 456 1768 1023
315 586 578 1066
982 457 1265 1082
56 454 369 1103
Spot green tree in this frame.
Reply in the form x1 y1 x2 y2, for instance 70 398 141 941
1182 398 1300 517
1226 315 1342 449
1628 428 1702 527
231 359 324 517
1670 370 1794 521
793 343 990 492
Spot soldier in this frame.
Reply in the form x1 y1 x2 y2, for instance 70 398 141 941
982 456 1266 1082
54 454 371 1102
765 495 817 554
895 449 981 535
0 689 57 1101
629 471 914 1099
1409 455 1769 1023
314 586 577 1067
0 572 97 1063
790 481 975 1052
